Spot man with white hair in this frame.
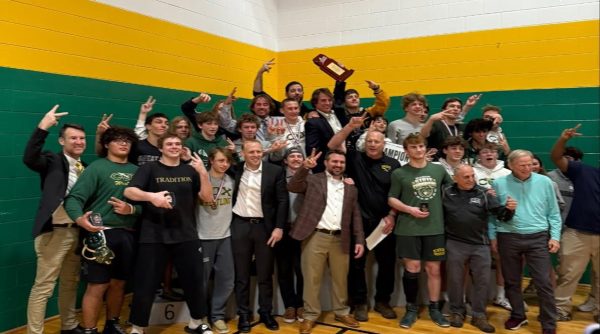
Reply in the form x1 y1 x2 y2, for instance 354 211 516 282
489 150 562 334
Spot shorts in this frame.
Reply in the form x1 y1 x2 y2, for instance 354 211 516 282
81 228 136 284
396 234 446 261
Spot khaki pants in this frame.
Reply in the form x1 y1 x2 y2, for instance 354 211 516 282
555 227 600 316
27 227 80 334
301 231 350 321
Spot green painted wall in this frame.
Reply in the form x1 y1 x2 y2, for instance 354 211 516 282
0 66 597 331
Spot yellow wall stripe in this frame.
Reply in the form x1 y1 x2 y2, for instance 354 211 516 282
0 0 277 98
278 20 599 97
1 0 597 99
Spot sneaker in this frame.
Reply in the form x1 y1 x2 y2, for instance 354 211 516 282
399 304 419 329
556 311 572 321
374 302 397 319
212 320 229 334
102 319 126 334
471 316 495 333
429 303 450 328
577 296 597 312
449 313 464 328
504 317 528 330
493 297 512 311
282 307 296 323
296 307 305 322
184 324 213 334
353 304 369 322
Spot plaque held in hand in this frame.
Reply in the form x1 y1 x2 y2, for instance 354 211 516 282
313 54 354 81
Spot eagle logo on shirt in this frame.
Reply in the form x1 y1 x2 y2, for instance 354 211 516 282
412 176 437 200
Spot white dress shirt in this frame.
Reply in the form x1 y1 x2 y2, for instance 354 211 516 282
232 162 264 218
316 172 345 230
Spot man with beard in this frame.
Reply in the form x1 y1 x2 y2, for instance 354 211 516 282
65 127 140 334
253 59 310 117
288 150 365 334
328 117 401 321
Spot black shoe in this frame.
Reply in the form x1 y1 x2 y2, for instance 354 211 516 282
259 313 279 331
61 325 80 334
73 326 99 334
237 314 252 333
102 319 127 334
184 324 213 334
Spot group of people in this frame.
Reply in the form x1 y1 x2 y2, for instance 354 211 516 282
24 59 599 334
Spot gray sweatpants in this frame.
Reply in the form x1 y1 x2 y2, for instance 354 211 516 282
201 237 235 322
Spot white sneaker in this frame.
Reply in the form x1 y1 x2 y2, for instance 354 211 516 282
493 297 512 311
577 297 597 312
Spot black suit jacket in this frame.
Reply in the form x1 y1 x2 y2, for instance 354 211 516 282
304 108 349 173
231 161 289 232
23 128 85 237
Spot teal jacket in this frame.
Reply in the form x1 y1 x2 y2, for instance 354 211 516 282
489 172 561 241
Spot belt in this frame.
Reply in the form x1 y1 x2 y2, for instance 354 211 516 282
53 223 75 228
235 215 263 224
315 228 341 235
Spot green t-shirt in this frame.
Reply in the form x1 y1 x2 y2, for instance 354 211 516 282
65 158 139 228
388 163 452 236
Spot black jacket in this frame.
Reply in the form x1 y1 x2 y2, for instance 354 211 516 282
231 161 289 232
442 184 514 245
23 128 85 237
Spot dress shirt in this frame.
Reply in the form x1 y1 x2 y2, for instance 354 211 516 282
316 172 345 230
52 154 83 225
233 162 264 217
317 110 342 133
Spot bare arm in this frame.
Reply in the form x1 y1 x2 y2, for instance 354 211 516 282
253 59 274 94
551 124 581 173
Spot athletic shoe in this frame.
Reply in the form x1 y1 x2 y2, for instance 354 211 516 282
504 317 528 330
296 307 305 322
577 296 597 312
399 304 419 329
556 311 572 321
523 281 537 295
102 319 126 334
212 320 229 334
493 297 512 311
429 305 450 328
184 324 213 334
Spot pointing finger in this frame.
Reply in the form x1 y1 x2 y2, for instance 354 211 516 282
54 112 69 117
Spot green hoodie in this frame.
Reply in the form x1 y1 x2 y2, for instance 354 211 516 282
184 132 228 167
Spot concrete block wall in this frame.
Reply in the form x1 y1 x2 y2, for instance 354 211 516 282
277 0 599 50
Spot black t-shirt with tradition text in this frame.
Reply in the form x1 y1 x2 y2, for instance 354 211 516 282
128 161 200 244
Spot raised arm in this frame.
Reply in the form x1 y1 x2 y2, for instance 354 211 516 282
253 58 274 94
181 92 212 132
420 110 451 138
363 80 389 117
134 96 155 139
327 116 366 152
551 124 581 173
23 105 69 171
95 113 113 156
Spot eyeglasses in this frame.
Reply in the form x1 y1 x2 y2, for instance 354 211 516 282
113 138 132 145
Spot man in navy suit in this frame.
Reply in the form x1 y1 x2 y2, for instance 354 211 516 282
23 105 86 334
230 140 289 333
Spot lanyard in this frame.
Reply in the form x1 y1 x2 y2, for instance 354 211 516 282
441 120 458 136
209 175 226 209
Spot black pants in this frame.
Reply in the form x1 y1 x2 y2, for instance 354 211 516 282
129 240 205 327
275 231 303 309
348 217 397 305
231 217 274 315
